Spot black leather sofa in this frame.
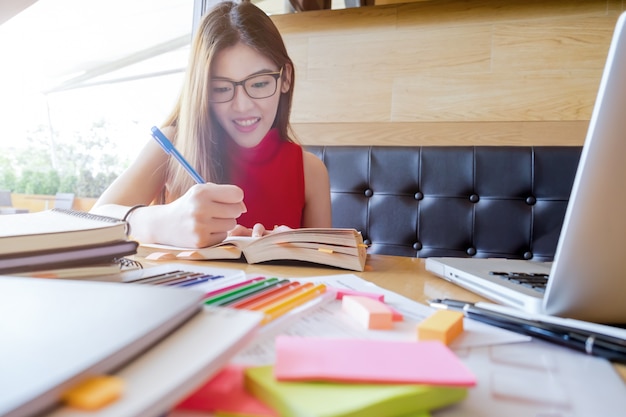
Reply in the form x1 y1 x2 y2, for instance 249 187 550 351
306 146 582 261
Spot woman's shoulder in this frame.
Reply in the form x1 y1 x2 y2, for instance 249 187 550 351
160 125 177 139
302 149 328 176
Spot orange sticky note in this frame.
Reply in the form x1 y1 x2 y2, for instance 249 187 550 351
417 310 464 345
342 295 393 329
61 375 124 410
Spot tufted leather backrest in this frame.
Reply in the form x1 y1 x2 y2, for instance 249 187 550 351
306 146 582 261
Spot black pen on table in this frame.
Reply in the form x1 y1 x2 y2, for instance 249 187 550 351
428 298 626 364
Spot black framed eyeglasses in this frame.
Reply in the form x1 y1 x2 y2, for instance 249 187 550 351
209 67 283 103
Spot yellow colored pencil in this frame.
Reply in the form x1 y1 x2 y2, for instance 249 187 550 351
260 283 327 325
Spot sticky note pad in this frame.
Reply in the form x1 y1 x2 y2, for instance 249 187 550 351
328 286 385 301
342 295 393 329
61 375 124 410
274 336 476 386
175 364 278 416
417 310 464 345
245 365 467 417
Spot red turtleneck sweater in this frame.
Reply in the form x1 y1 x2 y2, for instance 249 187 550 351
225 128 304 229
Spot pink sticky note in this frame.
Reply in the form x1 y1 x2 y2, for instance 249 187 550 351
274 336 476 387
175 364 278 416
328 286 385 301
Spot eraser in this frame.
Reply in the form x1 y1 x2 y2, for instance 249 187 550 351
62 375 124 410
342 295 393 330
417 310 464 345
386 305 404 322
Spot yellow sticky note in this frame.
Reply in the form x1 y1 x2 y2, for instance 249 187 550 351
62 375 124 410
417 310 464 345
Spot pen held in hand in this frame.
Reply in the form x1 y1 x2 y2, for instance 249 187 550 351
151 126 206 184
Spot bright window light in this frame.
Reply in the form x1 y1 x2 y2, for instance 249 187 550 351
0 0 193 197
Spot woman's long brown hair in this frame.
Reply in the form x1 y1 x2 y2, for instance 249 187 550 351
160 1 296 202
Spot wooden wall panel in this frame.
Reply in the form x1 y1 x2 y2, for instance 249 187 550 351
271 0 625 146
290 121 589 146
393 71 599 121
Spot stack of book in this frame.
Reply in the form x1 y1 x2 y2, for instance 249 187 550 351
0 208 138 276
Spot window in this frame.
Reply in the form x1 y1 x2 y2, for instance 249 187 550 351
0 0 193 197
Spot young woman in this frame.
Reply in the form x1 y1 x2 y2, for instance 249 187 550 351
91 1 331 248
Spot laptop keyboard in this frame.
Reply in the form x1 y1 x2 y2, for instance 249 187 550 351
489 271 550 293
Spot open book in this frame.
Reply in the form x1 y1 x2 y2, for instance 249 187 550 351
137 228 368 271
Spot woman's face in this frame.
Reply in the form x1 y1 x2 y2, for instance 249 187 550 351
210 42 290 148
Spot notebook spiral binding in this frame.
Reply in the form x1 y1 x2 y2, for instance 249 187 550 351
114 257 144 270
51 208 125 224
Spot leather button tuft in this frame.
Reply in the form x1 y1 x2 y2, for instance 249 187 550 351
413 242 422 250
469 194 480 203
364 189 373 197
525 196 537 205
466 247 477 256
524 251 533 260
363 238 372 246
414 192 424 200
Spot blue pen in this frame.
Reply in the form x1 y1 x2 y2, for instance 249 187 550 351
151 126 206 184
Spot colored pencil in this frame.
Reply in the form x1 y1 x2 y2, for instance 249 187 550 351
202 276 265 299
260 284 327 325
204 278 280 305
208 279 290 307
247 282 314 311
229 281 302 309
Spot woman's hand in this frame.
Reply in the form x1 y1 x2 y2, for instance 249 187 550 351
131 183 247 248
228 223 292 238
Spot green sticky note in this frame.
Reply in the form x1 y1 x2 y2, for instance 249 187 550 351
244 365 466 417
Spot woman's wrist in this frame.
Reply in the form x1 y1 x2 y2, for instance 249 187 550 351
123 204 147 237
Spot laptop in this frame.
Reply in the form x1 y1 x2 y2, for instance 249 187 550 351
0 276 204 417
425 12 626 325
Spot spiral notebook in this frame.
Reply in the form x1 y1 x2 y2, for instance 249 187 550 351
0 208 129 254
0 209 137 274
